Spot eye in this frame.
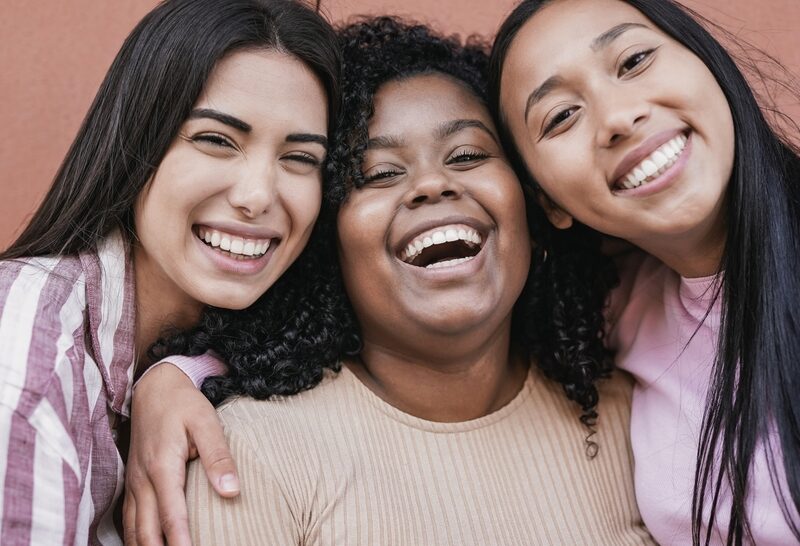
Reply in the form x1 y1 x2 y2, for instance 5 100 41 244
446 148 490 166
542 106 579 136
619 48 656 77
192 133 234 148
363 166 403 185
283 152 322 167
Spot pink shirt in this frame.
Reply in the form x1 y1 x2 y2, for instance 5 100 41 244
608 254 798 544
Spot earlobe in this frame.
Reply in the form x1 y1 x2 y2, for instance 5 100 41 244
537 193 574 229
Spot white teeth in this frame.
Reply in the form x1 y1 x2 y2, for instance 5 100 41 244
651 150 669 169
425 256 475 269
400 225 484 263
197 228 272 257
641 159 658 177
619 133 688 190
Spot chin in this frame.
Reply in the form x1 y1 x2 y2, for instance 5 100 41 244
194 288 262 311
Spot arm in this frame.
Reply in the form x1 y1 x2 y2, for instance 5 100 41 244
186 426 301 545
0 403 81 545
124 359 237 546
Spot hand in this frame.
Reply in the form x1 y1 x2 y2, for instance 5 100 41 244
123 363 239 546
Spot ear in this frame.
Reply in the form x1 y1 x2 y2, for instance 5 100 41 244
537 193 573 229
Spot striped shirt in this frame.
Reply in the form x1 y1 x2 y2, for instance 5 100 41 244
0 233 135 546
187 365 655 545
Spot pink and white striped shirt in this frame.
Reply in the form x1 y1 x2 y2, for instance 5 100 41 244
0 233 134 546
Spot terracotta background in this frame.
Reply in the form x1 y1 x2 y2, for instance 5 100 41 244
1 0 798 249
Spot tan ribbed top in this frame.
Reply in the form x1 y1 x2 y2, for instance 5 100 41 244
186 366 654 545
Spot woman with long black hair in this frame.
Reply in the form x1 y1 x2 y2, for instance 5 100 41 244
490 0 800 543
0 0 340 543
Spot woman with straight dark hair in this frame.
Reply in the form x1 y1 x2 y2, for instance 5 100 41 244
0 0 340 543
490 0 800 543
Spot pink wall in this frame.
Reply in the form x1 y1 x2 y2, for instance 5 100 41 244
1 0 798 249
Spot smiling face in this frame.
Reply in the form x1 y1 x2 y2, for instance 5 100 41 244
134 49 327 313
499 0 734 268
336 73 530 350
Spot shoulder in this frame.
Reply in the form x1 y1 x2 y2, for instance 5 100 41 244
0 255 88 338
0 255 86 306
0 256 89 402
215 368 352 444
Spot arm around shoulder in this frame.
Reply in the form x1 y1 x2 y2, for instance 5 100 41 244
186 410 302 545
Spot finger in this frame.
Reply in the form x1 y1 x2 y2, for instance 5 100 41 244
148 461 193 546
190 413 240 497
123 490 138 546
133 481 165 546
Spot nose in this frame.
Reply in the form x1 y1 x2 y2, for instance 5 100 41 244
227 159 277 218
595 92 650 147
404 170 463 208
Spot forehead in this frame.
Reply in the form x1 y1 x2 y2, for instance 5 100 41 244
197 49 327 127
501 0 656 91
369 73 492 136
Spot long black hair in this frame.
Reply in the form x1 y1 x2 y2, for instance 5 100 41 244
2 0 340 260
489 1 800 543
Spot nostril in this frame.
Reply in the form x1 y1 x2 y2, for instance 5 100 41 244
441 190 457 198
412 195 427 204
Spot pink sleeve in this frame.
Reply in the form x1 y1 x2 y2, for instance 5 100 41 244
135 352 228 389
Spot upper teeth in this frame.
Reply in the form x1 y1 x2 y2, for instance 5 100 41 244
197 227 272 257
401 225 482 262
620 133 688 189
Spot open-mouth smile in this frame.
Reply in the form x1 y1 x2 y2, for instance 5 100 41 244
195 226 276 260
398 224 485 269
613 130 691 191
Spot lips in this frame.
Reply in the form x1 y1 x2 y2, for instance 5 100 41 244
611 128 690 190
396 219 487 270
193 223 281 260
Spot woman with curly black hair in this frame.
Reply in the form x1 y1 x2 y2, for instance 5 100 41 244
128 17 653 545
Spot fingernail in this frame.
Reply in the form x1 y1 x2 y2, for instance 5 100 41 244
219 473 239 493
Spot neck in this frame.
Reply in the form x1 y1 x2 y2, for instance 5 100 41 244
133 245 203 371
635 214 727 279
346 318 529 422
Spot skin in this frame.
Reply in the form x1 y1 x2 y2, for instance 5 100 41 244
127 72 533 546
339 74 531 421
499 0 735 278
134 49 327 360
124 48 328 546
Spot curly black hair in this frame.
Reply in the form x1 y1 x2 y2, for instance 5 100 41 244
328 16 619 425
154 16 618 427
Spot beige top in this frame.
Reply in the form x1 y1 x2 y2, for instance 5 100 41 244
187 366 654 545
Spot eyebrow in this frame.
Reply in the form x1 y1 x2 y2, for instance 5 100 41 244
189 108 251 132
366 119 498 150
188 108 327 148
523 22 649 122
286 133 328 149
435 119 498 143
366 135 405 150
590 22 648 51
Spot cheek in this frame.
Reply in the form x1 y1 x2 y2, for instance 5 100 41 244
283 180 323 236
